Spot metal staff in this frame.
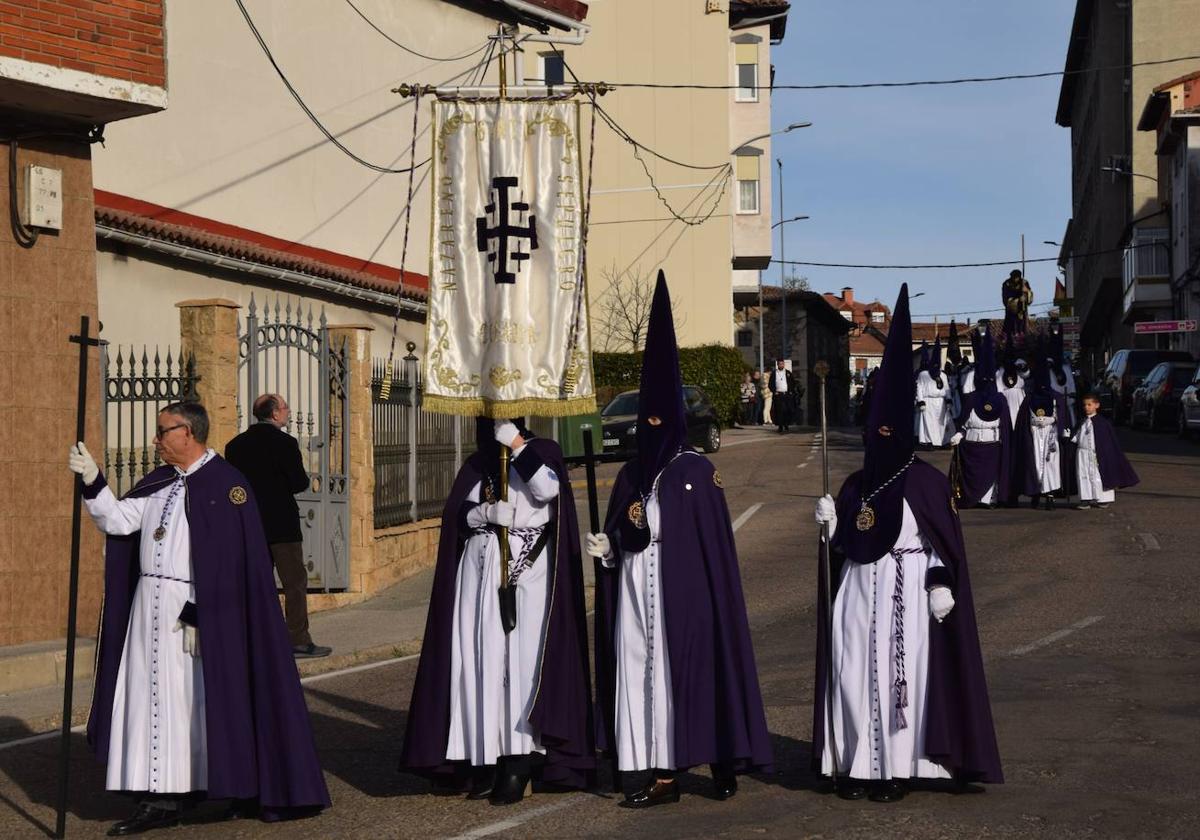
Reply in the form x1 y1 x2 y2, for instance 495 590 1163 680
814 360 840 790
60 316 100 838
497 443 517 633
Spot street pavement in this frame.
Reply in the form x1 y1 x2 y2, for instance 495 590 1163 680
2 425 1199 838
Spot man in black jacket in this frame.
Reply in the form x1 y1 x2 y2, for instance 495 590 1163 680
768 359 801 433
226 394 331 658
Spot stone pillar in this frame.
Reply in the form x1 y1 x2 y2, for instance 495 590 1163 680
327 325 375 591
177 299 241 452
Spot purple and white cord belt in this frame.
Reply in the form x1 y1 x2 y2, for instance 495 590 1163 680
889 546 928 730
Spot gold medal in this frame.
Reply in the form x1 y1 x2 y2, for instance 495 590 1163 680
627 499 647 529
153 526 166 541
855 504 876 531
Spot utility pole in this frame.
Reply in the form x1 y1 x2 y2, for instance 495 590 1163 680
778 157 786 362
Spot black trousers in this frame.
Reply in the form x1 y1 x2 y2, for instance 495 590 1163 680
270 541 313 647
773 393 793 428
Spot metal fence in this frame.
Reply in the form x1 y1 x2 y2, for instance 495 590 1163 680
101 344 200 497
372 347 465 528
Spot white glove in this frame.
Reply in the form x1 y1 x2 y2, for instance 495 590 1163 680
494 421 520 449
815 494 836 525
483 500 515 528
68 442 99 485
174 620 200 658
585 532 612 560
949 432 964 446
929 587 955 622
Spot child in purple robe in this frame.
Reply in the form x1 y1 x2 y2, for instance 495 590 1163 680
1073 394 1139 509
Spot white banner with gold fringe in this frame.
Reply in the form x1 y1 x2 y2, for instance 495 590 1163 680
422 98 595 418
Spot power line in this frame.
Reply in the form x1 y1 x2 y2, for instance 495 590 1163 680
235 0 430 174
774 241 1159 270
341 0 492 62
564 52 1200 92
911 302 1057 319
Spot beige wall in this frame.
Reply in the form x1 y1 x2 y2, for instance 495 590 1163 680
555 0 737 350
730 24 774 270
92 0 502 277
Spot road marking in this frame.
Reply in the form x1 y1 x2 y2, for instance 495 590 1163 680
0 725 85 752
797 463 808 469
1139 533 1161 551
449 794 588 839
1008 616 1104 656
731 503 763 533
719 436 780 449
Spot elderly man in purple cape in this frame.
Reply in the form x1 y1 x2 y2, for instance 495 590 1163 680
1072 392 1140 508
1014 350 1072 510
67 402 329 836
814 284 1002 804
585 272 772 809
400 417 594 805
949 330 1012 509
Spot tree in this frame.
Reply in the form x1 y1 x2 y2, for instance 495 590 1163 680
592 263 686 352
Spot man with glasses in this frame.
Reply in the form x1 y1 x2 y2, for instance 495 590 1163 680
226 394 331 659
68 402 329 834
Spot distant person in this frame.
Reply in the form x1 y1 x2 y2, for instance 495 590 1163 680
225 394 331 659
739 372 757 427
1073 393 1139 509
68 402 329 835
769 359 797 433
759 370 772 425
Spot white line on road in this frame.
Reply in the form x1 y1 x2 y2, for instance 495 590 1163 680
449 794 589 839
1139 533 1161 551
719 436 781 449
731 503 763 533
0 724 85 752
1008 616 1104 656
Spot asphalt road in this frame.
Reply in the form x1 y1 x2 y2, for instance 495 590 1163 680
2 426 1199 839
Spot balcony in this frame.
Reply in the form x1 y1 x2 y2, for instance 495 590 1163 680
1122 228 1172 323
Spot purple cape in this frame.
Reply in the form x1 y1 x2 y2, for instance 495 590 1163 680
85 458 330 820
1014 391 1070 497
817 459 1003 783
595 453 773 773
1082 414 1140 490
954 390 1013 507
399 438 595 788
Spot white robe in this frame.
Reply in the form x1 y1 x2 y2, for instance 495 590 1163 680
446 448 559 765
1027 414 1062 494
608 491 675 772
960 368 975 397
85 451 213 794
996 371 1024 430
1049 365 1078 427
1073 417 1115 504
914 371 956 447
822 502 951 781
963 410 1002 505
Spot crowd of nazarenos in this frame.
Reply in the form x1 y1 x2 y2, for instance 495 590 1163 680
65 270 1151 833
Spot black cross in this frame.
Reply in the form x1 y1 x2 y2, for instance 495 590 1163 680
476 176 538 284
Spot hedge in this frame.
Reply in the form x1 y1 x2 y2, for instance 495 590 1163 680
593 344 747 427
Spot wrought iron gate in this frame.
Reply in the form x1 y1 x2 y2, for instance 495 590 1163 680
239 295 350 591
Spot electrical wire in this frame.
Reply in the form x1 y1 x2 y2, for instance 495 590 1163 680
235 0 430 174
341 0 492 62
560 52 1200 92
911 302 1057 319
774 241 1160 270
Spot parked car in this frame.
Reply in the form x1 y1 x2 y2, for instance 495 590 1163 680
1130 361 1196 430
1097 349 1194 424
1179 363 1200 438
600 386 721 456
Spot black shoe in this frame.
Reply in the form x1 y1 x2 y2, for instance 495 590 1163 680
868 780 907 803
222 798 259 821
1029 496 1039 509
619 779 680 809
107 804 181 836
1046 496 1056 511
489 756 531 806
467 765 497 800
712 773 737 801
835 778 869 800
293 643 332 659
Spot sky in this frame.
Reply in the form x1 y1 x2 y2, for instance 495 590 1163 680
770 1 1077 323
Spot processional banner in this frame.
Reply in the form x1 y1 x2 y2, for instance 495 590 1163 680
423 98 595 418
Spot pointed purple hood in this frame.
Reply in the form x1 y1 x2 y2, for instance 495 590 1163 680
947 320 963 368
635 271 688 493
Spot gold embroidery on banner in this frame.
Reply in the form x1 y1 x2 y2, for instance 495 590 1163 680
229 486 247 505
428 318 481 395
478 320 537 347
489 366 524 388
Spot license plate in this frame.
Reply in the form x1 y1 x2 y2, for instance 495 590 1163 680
603 438 619 448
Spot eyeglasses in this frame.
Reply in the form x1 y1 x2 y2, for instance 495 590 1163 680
154 423 189 439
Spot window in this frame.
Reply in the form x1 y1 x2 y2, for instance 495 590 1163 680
840 310 853 321
735 154 760 214
872 311 885 323
735 43 758 102
541 52 565 87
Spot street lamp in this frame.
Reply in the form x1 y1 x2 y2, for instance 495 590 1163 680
772 214 810 229
732 121 812 153
1100 165 1158 183
775 159 813 362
